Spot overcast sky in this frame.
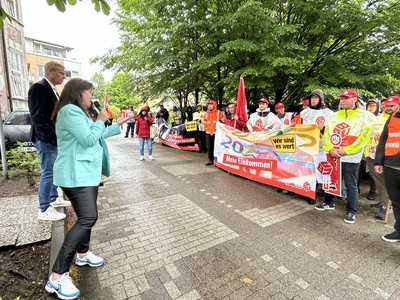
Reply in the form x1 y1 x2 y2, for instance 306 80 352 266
21 0 120 81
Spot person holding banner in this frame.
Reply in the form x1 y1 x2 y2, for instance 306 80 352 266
301 90 333 130
374 96 400 242
246 96 282 133
170 106 181 126
204 99 225 165
274 102 293 127
317 89 373 224
224 103 246 131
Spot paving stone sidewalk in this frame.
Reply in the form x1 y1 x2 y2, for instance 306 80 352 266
78 136 400 300
0 194 52 247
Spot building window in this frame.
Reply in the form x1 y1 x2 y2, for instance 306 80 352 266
8 47 25 98
38 65 45 78
43 46 52 56
33 43 41 54
7 0 17 19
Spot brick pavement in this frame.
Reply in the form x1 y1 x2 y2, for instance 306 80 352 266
77 136 400 300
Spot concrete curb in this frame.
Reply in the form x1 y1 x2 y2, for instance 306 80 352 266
48 219 65 277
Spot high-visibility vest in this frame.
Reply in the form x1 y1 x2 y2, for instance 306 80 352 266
384 116 400 156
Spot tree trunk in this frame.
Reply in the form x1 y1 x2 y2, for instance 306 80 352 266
195 89 199 107
217 64 224 106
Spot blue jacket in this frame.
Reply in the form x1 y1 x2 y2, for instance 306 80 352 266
53 104 121 187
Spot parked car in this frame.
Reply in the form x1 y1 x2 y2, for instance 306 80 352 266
3 110 33 150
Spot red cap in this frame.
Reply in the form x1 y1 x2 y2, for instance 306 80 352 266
258 96 269 104
303 99 310 107
340 89 358 98
383 96 400 106
275 102 285 109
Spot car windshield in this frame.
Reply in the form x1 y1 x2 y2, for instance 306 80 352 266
5 112 31 125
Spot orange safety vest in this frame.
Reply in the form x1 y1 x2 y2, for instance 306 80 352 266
204 110 224 134
385 116 400 156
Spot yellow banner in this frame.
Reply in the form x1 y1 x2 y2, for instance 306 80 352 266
185 121 197 132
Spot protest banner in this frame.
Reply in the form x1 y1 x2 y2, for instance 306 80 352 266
158 122 200 152
214 123 321 200
315 153 342 197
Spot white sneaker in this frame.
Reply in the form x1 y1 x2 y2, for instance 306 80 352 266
148 155 153 161
50 198 71 208
75 251 104 267
45 272 80 299
38 206 66 221
140 155 144 161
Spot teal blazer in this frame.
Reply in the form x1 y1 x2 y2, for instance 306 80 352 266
53 104 121 187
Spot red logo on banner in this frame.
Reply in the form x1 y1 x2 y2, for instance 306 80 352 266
303 182 311 192
317 161 333 175
330 133 342 146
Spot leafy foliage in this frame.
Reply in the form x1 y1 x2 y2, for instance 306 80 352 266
6 143 40 186
46 0 110 14
91 72 140 109
97 0 400 108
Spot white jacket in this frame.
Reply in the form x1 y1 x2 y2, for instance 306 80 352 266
247 109 282 132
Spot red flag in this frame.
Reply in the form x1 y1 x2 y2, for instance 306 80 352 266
235 77 248 124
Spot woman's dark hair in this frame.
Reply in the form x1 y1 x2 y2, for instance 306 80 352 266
52 78 94 121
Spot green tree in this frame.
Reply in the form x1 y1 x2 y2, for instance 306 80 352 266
98 0 400 109
103 72 140 109
91 72 108 100
0 0 110 28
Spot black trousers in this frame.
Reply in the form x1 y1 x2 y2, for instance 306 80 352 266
125 122 135 137
359 158 376 194
383 167 400 232
52 186 99 274
366 158 387 207
206 134 215 162
198 131 207 152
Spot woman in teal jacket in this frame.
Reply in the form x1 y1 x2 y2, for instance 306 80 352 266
45 78 132 300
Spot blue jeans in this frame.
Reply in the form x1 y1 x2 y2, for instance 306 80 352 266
139 138 152 156
325 162 360 214
35 141 58 211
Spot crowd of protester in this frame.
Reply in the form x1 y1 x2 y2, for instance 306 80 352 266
27 60 400 299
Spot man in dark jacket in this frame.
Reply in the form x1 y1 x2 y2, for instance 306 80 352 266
156 104 169 124
28 61 70 221
374 95 400 242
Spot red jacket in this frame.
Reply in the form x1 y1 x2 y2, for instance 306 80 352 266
135 114 154 138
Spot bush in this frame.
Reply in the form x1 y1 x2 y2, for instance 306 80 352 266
6 142 40 186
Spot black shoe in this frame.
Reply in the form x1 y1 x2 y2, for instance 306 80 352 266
344 212 356 224
367 192 377 201
205 162 213 166
315 202 335 211
99 181 104 187
124 136 128 138
382 231 400 243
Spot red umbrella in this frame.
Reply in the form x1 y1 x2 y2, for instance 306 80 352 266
235 77 248 128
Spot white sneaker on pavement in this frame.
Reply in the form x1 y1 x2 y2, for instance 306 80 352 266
75 251 104 267
50 197 71 208
38 206 66 221
45 272 80 300
148 155 153 161
140 155 144 161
